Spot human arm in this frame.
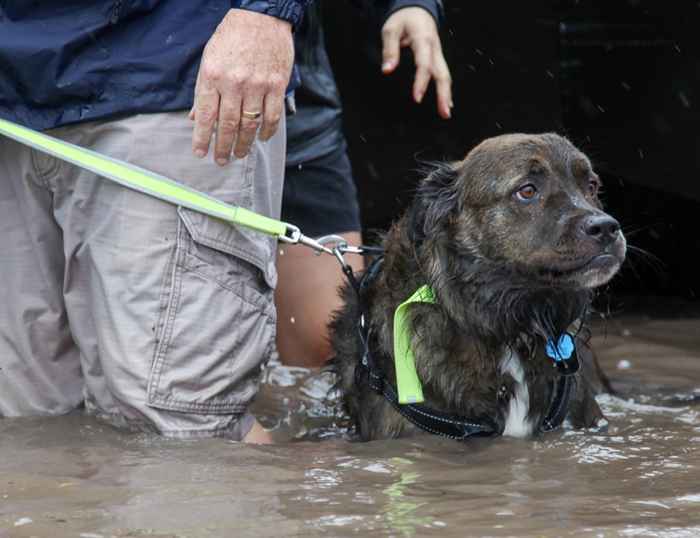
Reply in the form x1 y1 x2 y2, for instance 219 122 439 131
190 1 312 164
381 1 452 119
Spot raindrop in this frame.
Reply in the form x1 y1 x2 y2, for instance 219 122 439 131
367 162 379 180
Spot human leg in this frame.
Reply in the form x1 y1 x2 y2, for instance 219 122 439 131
276 146 363 367
275 232 363 368
45 111 284 441
0 136 83 416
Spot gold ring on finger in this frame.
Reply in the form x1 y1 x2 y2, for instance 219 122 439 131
242 110 262 120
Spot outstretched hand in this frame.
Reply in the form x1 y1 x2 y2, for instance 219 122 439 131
190 9 293 164
381 7 453 119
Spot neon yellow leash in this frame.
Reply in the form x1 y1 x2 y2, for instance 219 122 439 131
0 117 331 254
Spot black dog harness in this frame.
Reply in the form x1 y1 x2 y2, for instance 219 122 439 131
342 254 581 441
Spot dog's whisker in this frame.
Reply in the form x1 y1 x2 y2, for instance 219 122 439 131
624 244 666 279
621 224 659 238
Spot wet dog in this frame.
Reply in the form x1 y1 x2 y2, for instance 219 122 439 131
330 133 626 441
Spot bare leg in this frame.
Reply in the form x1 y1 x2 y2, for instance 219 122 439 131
275 231 364 367
242 418 274 444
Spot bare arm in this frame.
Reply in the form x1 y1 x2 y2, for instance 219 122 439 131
381 6 453 119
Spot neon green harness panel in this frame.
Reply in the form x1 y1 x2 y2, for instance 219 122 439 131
0 118 288 238
392 284 436 404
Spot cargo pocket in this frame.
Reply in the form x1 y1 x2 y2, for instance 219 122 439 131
146 207 277 415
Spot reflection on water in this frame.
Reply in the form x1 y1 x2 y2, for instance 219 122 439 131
1 317 699 537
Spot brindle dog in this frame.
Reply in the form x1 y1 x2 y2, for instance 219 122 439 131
330 133 626 441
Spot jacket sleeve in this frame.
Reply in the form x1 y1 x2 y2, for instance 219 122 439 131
385 0 443 25
235 0 315 29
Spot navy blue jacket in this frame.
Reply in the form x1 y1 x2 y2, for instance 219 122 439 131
0 0 311 130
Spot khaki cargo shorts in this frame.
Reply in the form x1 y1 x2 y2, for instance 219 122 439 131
0 111 285 440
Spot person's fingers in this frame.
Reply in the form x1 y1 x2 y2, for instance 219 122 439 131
189 70 201 121
258 88 285 142
381 24 401 73
192 75 221 158
434 53 453 119
214 91 242 165
234 93 264 159
411 38 433 103
187 71 200 121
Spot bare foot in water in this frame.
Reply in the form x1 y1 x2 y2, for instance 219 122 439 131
242 418 273 444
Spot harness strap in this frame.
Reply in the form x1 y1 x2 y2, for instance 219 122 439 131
541 374 577 432
358 342 497 440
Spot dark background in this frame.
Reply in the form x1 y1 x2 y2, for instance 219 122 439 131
323 0 700 315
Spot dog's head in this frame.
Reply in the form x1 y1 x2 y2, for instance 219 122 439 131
417 133 626 289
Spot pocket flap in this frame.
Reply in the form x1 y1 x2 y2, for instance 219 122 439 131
178 207 277 289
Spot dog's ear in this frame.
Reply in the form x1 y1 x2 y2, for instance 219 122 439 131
412 162 461 240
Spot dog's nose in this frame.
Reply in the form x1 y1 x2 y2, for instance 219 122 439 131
583 214 621 245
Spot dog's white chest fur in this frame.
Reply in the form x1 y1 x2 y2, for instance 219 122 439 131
500 349 534 438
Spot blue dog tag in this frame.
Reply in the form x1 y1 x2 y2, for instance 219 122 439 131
546 333 575 361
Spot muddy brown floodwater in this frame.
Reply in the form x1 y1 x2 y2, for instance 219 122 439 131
1 315 699 538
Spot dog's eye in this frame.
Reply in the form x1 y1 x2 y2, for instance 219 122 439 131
588 178 601 196
516 184 538 201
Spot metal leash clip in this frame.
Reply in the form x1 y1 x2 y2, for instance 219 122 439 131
279 224 334 255
316 234 356 270
281 230 384 279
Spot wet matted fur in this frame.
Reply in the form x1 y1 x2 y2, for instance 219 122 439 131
330 133 626 441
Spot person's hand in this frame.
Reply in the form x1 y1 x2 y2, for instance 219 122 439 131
381 7 452 119
190 9 293 165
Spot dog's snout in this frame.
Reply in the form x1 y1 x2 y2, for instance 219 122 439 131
582 214 621 245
